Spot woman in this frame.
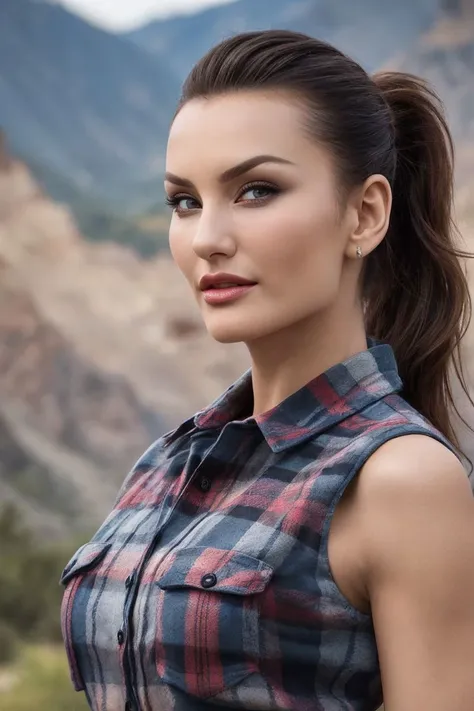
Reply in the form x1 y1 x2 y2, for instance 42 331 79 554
60 30 474 711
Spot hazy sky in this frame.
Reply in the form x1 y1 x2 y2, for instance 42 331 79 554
58 0 236 31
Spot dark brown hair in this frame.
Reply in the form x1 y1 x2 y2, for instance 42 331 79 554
178 30 472 452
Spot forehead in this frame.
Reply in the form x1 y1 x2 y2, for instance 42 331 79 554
166 91 319 171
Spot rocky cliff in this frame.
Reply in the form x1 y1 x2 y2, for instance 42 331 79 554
0 137 248 535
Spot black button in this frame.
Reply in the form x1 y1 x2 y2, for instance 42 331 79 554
201 573 217 589
117 629 124 645
125 571 135 589
199 477 211 493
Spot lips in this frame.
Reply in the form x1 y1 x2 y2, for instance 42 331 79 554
199 273 257 291
206 282 247 289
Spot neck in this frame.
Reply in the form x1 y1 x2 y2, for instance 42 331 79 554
247 306 367 416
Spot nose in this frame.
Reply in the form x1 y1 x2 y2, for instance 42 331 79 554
192 210 237 261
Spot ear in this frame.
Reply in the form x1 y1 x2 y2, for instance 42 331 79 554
344 174 392 260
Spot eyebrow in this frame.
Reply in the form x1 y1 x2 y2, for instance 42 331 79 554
164 154 294 189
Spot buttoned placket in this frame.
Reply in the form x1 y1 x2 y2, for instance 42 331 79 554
119 421 256 710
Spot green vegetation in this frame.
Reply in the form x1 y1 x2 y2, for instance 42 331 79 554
1 464 81 523
73 204 170 258
0 504 68 647
0 504 90 709
0 646 89 711
25 156 171 258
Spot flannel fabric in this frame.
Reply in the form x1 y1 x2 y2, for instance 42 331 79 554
60 341 456 711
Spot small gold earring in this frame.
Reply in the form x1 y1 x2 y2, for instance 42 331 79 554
356 245 363 259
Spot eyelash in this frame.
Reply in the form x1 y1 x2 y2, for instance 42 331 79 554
165 180 280 214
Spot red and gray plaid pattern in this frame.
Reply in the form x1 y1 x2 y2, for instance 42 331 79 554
60 342 455 711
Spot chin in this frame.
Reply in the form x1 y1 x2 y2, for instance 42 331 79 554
205 322 250 344
204 312 279 344
209 331 244 344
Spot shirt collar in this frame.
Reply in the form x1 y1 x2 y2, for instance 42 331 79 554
194 340 402 453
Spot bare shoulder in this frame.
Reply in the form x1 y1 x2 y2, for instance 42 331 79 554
355 434 473 580
358 434 471 508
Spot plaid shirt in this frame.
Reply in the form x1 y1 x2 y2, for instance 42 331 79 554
60 342 455 711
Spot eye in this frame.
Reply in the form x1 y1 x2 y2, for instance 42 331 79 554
237 182 279 204
165 195 201 214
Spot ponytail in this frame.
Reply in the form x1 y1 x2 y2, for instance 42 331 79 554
365 72 472 449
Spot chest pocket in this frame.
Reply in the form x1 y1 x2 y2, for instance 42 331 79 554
155 546 273 699
60 541 111 691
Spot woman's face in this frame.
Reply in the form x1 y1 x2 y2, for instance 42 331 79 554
165 90 359 344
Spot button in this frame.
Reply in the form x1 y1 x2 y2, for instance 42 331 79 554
125 571 135 589
117 629 125 645
201 573 217 589
199 477 211 493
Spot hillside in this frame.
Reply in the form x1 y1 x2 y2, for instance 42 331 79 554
126 0 442 78
0 141 248 536
0 0 178 211
24 154 170 258
384 11 474 181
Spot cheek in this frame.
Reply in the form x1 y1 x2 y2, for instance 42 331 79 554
253 200 342 289
169 220 193 280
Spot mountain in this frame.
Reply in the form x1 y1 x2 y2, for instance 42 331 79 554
386 7 474 177
0 0 178 211
2 0 472 232
0 138 248 536
23 154 170 257
126 0 442 80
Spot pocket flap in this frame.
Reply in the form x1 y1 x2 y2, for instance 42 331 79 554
158 547 273 595
60 541 111 586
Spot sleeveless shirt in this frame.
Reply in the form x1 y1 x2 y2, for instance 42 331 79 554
60 341 457 711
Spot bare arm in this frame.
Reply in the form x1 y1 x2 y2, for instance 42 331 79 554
358 435 474 710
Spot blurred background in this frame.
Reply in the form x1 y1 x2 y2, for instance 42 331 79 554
0 0 473 708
